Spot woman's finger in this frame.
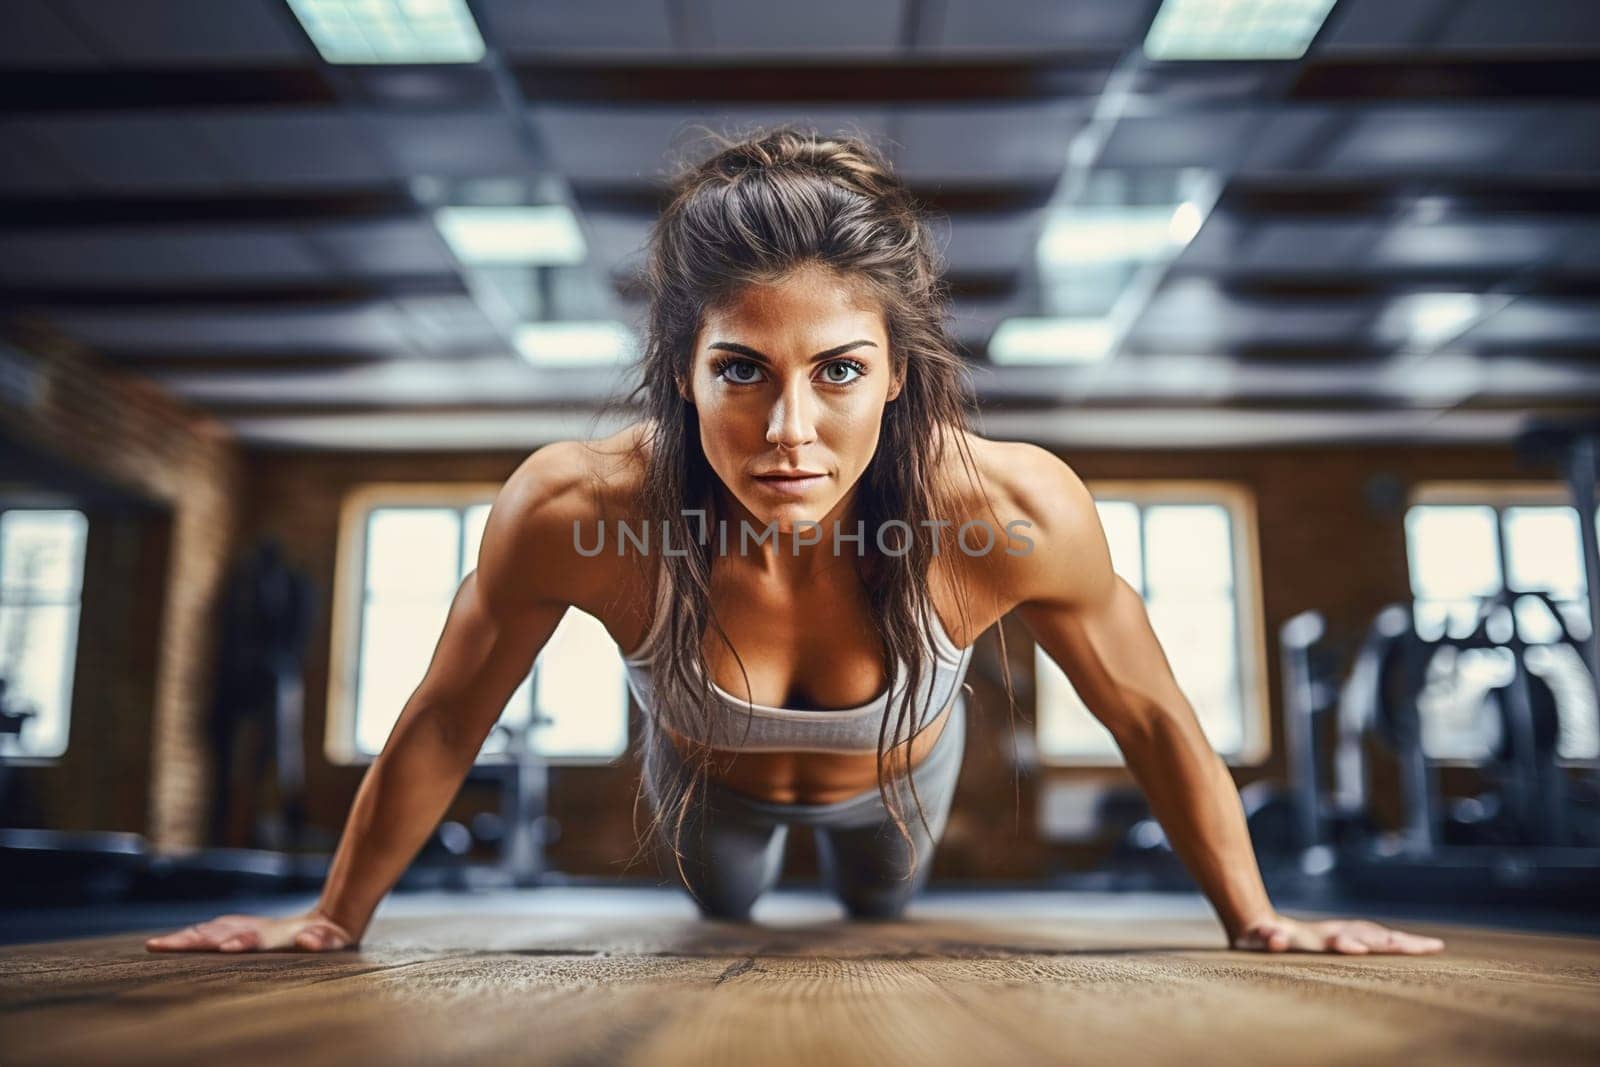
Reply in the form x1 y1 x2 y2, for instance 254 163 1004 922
145 926 206 951
1387 930 1446 954
1328 931 1371 954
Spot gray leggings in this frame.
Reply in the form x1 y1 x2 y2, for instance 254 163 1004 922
642 696 967 921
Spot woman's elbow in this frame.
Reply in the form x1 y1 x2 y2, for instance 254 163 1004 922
1104 700 1215 763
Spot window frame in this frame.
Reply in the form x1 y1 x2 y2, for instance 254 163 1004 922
0 504 89 765
1405 480 1600 770
1034 480 1271 768
325 483 627 768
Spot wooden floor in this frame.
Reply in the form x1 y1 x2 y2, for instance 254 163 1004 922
3 889 1597 1066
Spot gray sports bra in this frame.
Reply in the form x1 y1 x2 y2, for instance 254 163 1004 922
621 567 975 754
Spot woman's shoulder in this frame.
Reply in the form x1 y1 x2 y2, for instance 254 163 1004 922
933 427 1093 533
500 422 652 521
476 423 653 610
933 428 1108 610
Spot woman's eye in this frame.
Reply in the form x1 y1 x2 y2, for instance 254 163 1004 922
720 359 762 384
821 361 863 385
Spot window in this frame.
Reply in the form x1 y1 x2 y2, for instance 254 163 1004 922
0 509 88 759
1035 484 1268 765
328 486 627 764
1404 484 1599 763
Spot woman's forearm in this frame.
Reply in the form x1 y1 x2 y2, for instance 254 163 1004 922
1113 711 1275 940
314 705 478 938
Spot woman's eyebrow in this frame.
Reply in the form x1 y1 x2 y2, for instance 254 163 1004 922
708 340 877 363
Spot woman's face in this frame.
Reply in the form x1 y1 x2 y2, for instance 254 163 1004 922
683 265 902 536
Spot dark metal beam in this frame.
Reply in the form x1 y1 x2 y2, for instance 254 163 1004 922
0 64 504 114
1289 55 1600 102
512 56 1117 105
106 352 396 374
1219 177 1600 219
0 189 419 229
571 177 1059 220
0 275 466 310
610 268 1022 305
0 67 337 113
1199 271 1600 301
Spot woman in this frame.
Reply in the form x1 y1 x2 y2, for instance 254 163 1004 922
148 127 1442 956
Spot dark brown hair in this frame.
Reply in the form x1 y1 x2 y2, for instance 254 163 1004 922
607 123 1015 901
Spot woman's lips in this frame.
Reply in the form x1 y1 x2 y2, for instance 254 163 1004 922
752 472 826 496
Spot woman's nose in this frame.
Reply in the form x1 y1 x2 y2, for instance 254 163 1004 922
766 379 818 449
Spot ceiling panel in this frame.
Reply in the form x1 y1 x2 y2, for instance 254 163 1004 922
1236 107 1343 173
929 0 1149 52
1510 106 1600 172
1438 0 1600 50
892 101 1087 183
935 212 1040 275
392 294 504 353
1557 221 1600 267
687 0 905 53
1167 213 1248 272
1318 108 1537 174
1243 220 1383 273
43 303 419 353
0 0 102 67
0 225 328 285
1097 110 1263 169
57 0 310 66
529 104 895 183
1372 221 1564 270
1462 297 1600 344
195 110 399 187
1312 0 1456 52
583 214 653 275
153 354 558 407
478 0 676 55
303 217 458 277
0 124 87 192
15 114 233 192
1131 291 1372 351
372 111 533 178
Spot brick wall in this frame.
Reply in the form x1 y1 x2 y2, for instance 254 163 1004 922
1 325 242 850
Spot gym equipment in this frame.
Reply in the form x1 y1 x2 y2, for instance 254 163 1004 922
207 539 314 858
1280 592 1600 906
0 677 34 812
1336 591 1587 852
484 703 559 888
1517 417 1600 691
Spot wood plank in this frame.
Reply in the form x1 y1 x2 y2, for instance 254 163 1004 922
1 905 1596 1067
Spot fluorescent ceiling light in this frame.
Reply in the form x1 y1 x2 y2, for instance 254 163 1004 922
287 0 486 64
1143 0 1340 61
1378 293 1485 350
513 321 636 367
435 205 588 266
989 317 1115 365
1168 200 1204 244
1038 205 1197 266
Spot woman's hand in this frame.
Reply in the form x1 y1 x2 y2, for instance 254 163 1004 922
1232 913 1444 955
144 908 358 953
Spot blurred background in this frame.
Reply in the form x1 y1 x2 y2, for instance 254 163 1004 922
1 0 1598 938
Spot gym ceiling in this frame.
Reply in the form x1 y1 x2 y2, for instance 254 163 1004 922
1 0 1598 450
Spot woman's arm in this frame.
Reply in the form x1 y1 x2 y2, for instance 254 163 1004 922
311 569 569 940
149 444 593 951
998 446 1442 955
